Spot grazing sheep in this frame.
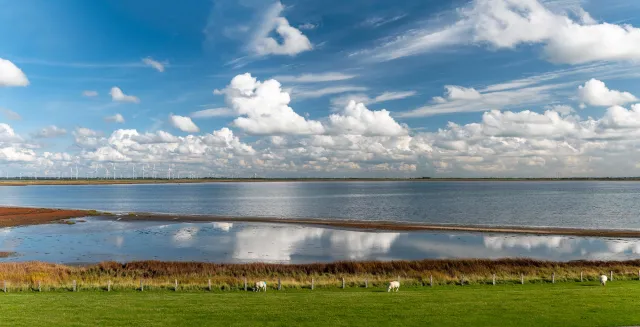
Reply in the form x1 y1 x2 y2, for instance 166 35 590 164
255 281 267 292
388 281 400 292
600 275 608 286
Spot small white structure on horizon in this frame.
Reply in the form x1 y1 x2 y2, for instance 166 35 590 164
600 275 608 286
255 281 267 292
388 281 400 292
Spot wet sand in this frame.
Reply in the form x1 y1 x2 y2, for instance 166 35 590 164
0 207 97 227
121 212 640 238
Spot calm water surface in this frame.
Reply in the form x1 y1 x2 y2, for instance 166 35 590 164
1 217 639 264
0 181 639 229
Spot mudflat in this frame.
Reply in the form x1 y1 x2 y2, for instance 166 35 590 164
0 207 96 227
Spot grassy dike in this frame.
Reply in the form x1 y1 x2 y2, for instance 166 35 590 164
1 282 639 326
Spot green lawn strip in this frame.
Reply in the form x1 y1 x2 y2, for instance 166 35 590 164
1 282 639 326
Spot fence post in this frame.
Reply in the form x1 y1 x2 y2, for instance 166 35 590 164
38 281 41 292
244 277 247 291
174 279 178 291
610 271 613 281
638 270 639 281
140 279 144 292
461 275 465 286
208 279 212 291
73 280 77 292
430 275 433 287
365 278 368 288
108 280 111 292
278 278 281 291
580 271 583 282
492 274 496 286
3 281 6 293
311 278 314 290
342 278 345 289
552 273 555 284
521 274 524 285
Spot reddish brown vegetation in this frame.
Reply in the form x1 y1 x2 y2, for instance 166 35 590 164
0 207 96 227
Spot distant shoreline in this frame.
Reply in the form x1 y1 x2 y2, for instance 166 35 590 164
3 206 640 238
2 177 640 186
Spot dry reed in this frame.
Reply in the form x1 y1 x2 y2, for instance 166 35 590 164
0 259 638 291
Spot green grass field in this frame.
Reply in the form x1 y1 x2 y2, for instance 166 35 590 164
1 281 639 326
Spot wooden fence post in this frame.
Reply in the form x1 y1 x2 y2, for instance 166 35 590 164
521 274 524 285
365 278 368 288
278 278 281 291
461 275 465 286
552 273 555 284
174 279 178 291
108 280 111 292
140 279 144 292
342 278 345 289
580 271 583 282
73 280 77 292
638 270 639 281
492 274 496 286
311 278 314 290
244 277 247 292
38 281 41 292
208 279 212 291
610 271 613 281
3 281 6 293
430 275 433 287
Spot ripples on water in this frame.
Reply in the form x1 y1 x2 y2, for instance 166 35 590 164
2 218 640 264
0 181 639 229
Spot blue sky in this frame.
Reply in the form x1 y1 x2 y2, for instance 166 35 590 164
2 0 640 177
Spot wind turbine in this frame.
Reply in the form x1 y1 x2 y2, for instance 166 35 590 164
131 163 136 179
167 165 172 179
152 164 156 179
111 163 117 180
142 164 148 179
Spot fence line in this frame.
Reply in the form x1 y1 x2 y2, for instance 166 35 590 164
1 272 638 293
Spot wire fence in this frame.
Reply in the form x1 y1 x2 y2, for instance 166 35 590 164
1 270 637 293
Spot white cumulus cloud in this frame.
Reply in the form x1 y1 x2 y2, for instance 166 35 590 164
578 79 638 107
219 73 325 135
110 87 140 103
169 114 200 133
0 58 29 87
251 2 313 56
328 101 408 136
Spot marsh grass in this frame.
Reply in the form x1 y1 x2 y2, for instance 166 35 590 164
0 259 638 291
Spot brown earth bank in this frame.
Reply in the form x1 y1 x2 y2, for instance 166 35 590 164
0 259 638 290
2 206 640 238
0 207 98 227
122 212 640 238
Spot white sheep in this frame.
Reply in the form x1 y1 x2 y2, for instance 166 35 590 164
600 275 608 286
388 281 400 292
255 281 267 292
